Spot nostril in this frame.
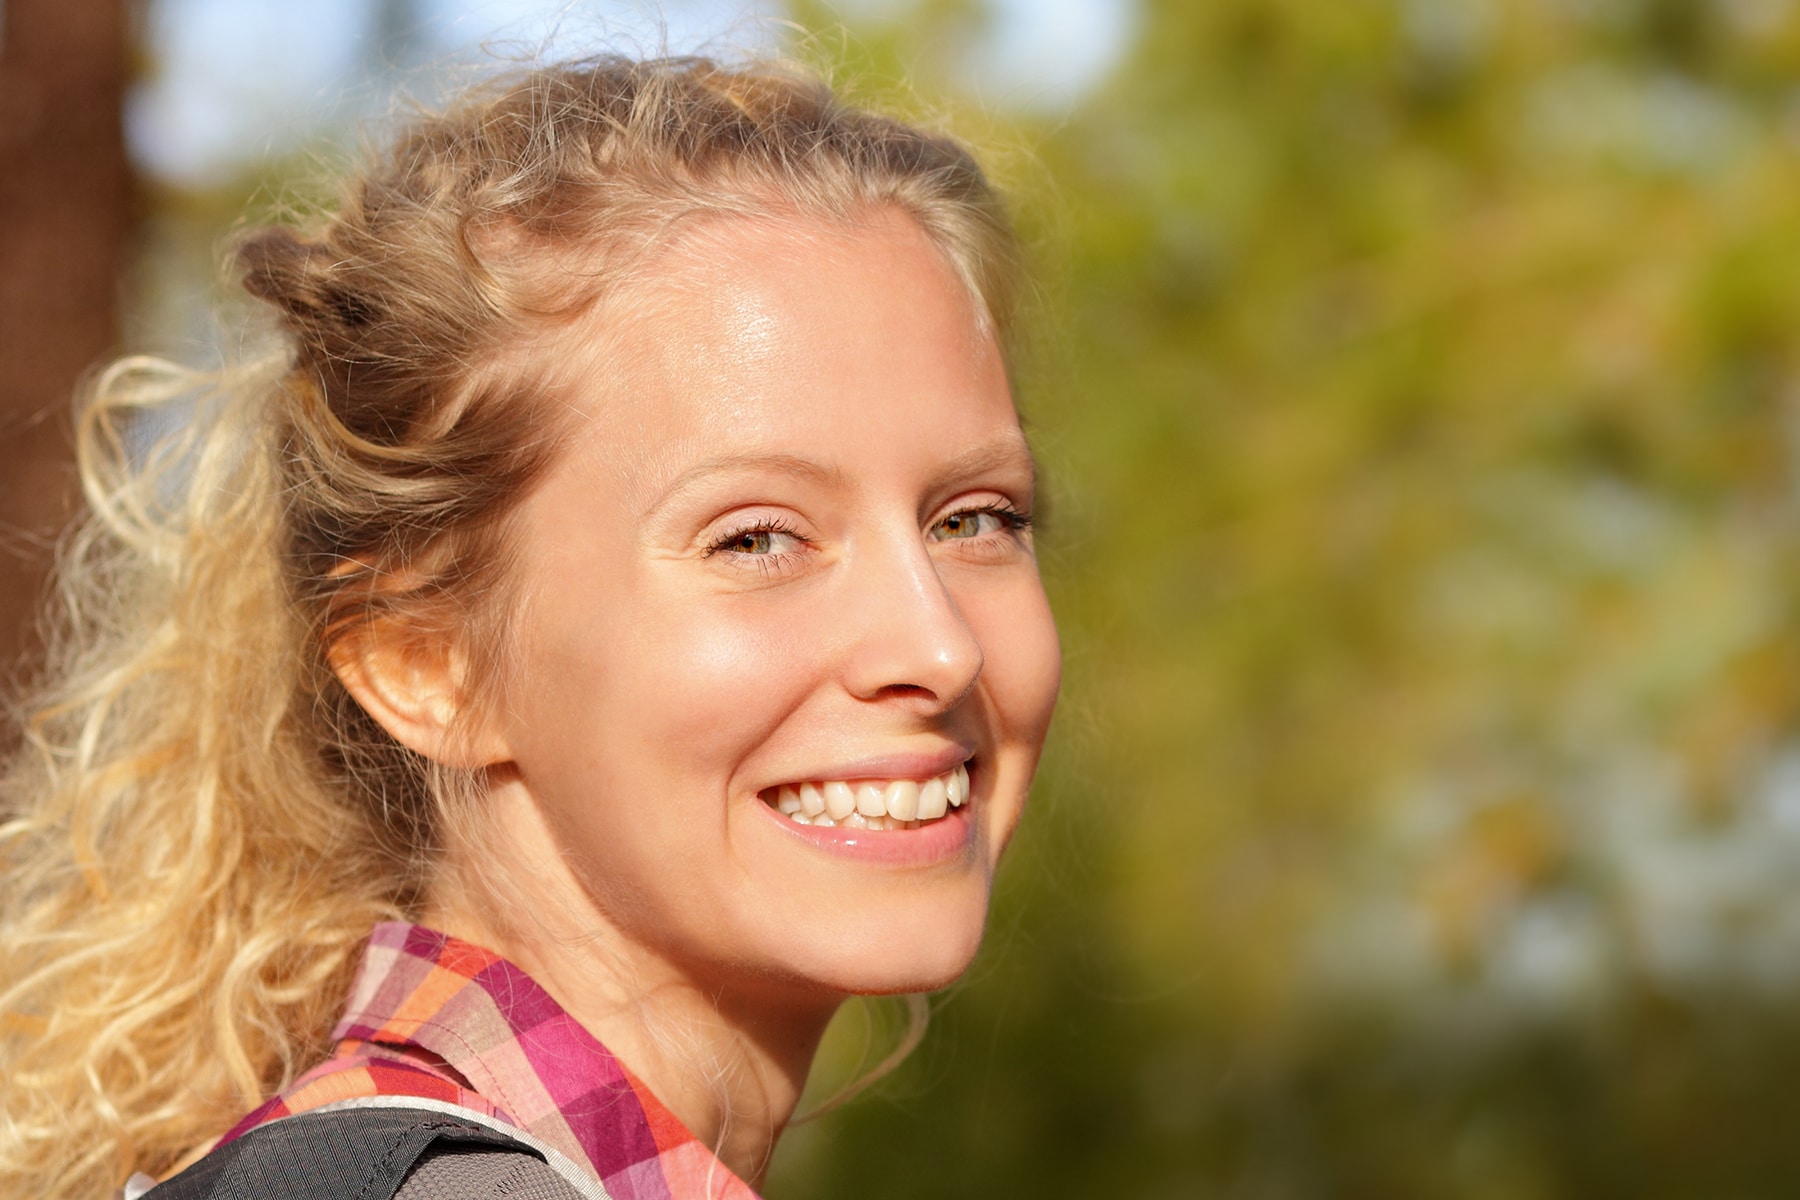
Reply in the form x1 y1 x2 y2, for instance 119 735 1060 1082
875 683 936 701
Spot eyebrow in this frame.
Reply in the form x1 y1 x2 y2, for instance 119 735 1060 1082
935 438 1039 494
642 452 847 519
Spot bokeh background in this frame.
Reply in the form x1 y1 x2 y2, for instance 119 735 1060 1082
10 1 1800 1196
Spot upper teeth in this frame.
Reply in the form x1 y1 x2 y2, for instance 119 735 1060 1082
769 763 970 830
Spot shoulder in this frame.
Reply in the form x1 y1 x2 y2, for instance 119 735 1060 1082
144 1105 583 1200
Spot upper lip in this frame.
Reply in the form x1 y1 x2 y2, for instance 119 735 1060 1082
767 745 974 788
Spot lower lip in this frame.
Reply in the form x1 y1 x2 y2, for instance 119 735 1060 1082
758 801 977 866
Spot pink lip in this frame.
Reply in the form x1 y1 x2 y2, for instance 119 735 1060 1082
758 799 977 866
767 746 974 788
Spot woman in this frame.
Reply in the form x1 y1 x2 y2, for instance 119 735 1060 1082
0 56 1060 1199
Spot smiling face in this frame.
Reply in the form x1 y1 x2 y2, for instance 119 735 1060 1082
471 208 1060 1001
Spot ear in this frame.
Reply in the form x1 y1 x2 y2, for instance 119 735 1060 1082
328 616 509 770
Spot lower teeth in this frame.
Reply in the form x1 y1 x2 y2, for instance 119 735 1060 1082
787 811 927 831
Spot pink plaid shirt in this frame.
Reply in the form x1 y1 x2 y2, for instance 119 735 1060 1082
223 922 760 1200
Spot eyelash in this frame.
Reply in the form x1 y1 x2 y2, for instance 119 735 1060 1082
702 503 1034 569
943 503 1034 539
703 515 809 567
1002 505 1033 529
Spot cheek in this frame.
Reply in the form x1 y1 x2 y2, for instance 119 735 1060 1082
966 575 1062 746
532 576 833 789
644 600 827 761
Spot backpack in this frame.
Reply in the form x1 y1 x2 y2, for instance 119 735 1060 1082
133 1098 608 1200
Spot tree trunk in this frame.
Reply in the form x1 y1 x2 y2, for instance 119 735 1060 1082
0 0 135 689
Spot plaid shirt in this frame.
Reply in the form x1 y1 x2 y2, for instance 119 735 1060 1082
223 922 760 1200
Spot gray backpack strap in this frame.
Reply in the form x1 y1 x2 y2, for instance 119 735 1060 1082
396 1145 590 1200
142 1105 548 1200
306 1097 612 1199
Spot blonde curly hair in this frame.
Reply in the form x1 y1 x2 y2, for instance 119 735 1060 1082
0 55 1020 1199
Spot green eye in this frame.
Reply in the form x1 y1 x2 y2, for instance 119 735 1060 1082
706 521 807 561
734 531 775 553
935 512 986 540
932 508 1023 542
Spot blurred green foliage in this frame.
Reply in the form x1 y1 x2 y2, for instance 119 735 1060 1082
140 0 1800 1194
767 1 1800 1197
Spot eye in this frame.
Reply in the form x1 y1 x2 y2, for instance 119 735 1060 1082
703 517 810 568
721 529 791 555
929 505 1032 543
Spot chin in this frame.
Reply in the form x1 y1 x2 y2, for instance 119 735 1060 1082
786 908 991 998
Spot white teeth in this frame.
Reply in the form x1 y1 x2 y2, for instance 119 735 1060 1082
917 776 947 819
947 763 969 808
766 763 972 830
824 781 856 820
885 779 920 821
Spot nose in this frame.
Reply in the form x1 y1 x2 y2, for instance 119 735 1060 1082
842 534 984 712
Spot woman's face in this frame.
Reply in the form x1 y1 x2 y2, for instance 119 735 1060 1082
483 208 1060 999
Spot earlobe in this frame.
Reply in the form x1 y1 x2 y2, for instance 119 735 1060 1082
327 618 508 769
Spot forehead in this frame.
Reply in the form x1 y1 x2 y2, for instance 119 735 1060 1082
545 209 1021 498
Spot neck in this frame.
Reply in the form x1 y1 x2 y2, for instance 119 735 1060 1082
422 786 842 1187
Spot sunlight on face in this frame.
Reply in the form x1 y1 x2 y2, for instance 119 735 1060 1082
485 208 1061 999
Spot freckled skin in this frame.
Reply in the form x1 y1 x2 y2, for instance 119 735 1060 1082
429 209 1060 1177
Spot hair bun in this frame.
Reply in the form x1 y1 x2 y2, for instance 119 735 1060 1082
236 227 372 334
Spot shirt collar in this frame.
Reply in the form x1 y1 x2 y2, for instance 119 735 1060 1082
332 922 759 1200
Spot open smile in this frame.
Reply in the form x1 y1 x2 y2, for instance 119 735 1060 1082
760 762 971 831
